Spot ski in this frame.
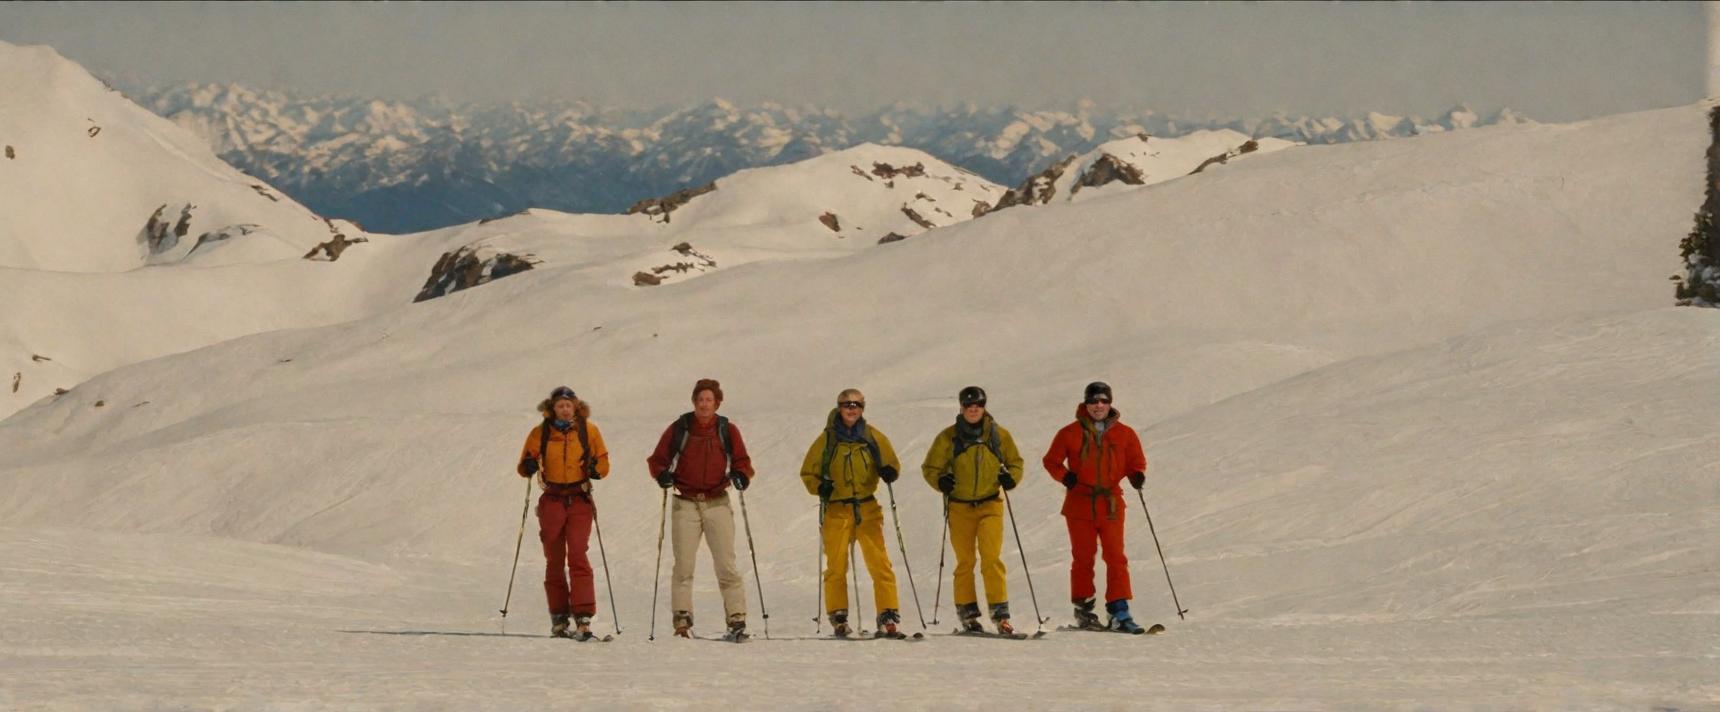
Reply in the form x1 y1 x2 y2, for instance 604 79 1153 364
944 628 1044 640
1055 623 1164 635
553 631 614 642
874 630 926 641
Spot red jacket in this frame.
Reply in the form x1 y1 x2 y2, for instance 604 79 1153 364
1042 405 1147 520
646 414 753 497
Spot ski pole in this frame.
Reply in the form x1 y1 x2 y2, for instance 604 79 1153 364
884 481 928 629
931 494 950 625
1136 485 1189 620
499 476 532 618
814 500 826 634
737 488 770 639
589 484 622 635
647 488 669 640
1002 490 1048 630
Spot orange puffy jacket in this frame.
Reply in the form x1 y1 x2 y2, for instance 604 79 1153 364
1041 405 1147 520
518 419 610 486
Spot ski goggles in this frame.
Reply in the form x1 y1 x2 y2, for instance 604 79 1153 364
838 400 865 410
550 386 577 401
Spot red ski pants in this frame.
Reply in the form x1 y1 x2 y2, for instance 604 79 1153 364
1066 513 1131 603
538 492 596 617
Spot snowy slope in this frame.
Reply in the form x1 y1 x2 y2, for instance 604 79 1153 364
0 42 340 272
1 308 1712 709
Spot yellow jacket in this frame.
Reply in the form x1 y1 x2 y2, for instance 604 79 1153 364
920 414 1024 502
800 410 901 501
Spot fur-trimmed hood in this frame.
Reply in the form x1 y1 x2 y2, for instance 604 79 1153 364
538 397 592 420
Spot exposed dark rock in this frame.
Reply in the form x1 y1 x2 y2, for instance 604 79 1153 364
94 400 105 407
10 372 18 393
850 166 875 181
872 162 926 179
633 271 663 286
819 212 841 232
1189 140 1260 175
173 205 195 238
627 181 716 224
1071 154 1146 196
140 204 176 255
250 184 280 202
302 231 368 261
414 244 538 302
990 154 1079 212
635 242 717 286
878 232 909 244
971 200 991 218
190 224 261 257
53 388 69 396
31 354 50 362
4 145 13 160
901 206 935 230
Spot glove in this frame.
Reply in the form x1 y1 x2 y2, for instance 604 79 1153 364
1128 472 1146 490
817 480 834 500
520 458 539 477
998 472 1017 491
655 471 675 489
937 473 955 495
729 471 749 491
879 465 899 484
1062 472 1077 489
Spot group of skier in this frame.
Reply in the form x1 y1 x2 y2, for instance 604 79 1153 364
512 378 1163 642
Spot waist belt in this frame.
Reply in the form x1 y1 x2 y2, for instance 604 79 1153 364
675 489 729 503
949 493 1000 506
543 480 591 500
827 495 876 505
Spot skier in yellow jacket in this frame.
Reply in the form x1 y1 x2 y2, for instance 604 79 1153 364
921 385 1025 635
800 388 905 638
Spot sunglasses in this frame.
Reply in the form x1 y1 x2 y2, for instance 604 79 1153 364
838 401 865 409
1085 397 1112 405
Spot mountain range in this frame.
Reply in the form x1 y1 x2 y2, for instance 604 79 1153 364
123 81 1533 233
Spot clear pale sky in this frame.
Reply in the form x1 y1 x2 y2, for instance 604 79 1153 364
0 1 1704 120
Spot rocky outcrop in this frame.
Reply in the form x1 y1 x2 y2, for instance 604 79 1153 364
990 154 1079 212
1070 153 1145 196
1189 140 1260 175
627 181 716 224
901 206 935 230
872 162 926 179
302 231 368 261
138 203 196 256
877 232 909 244
414 244 536 302
1677 106 1720 307
819 212 841 232
4 145 13 159
634 242 718 287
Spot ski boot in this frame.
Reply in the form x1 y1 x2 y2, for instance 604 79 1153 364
829 608 852 638
990 602 1014 636
724 613 749 642
573 615 595 641
876 608 902 638
956 602 985 633
672 610 694 639
1106 599 1147 634
550 613 573 639
1072 597 1103 630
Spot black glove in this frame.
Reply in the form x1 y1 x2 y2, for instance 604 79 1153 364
998 472 1017 491
879 465 899 484
655 471 675 489
937 473 955 495
1062 472 1077 489
1128 472 1146 490
817 479 834 500
729 471 749 491
520 458 539 477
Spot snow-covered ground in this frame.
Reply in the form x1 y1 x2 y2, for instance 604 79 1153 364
1 42 1716 710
